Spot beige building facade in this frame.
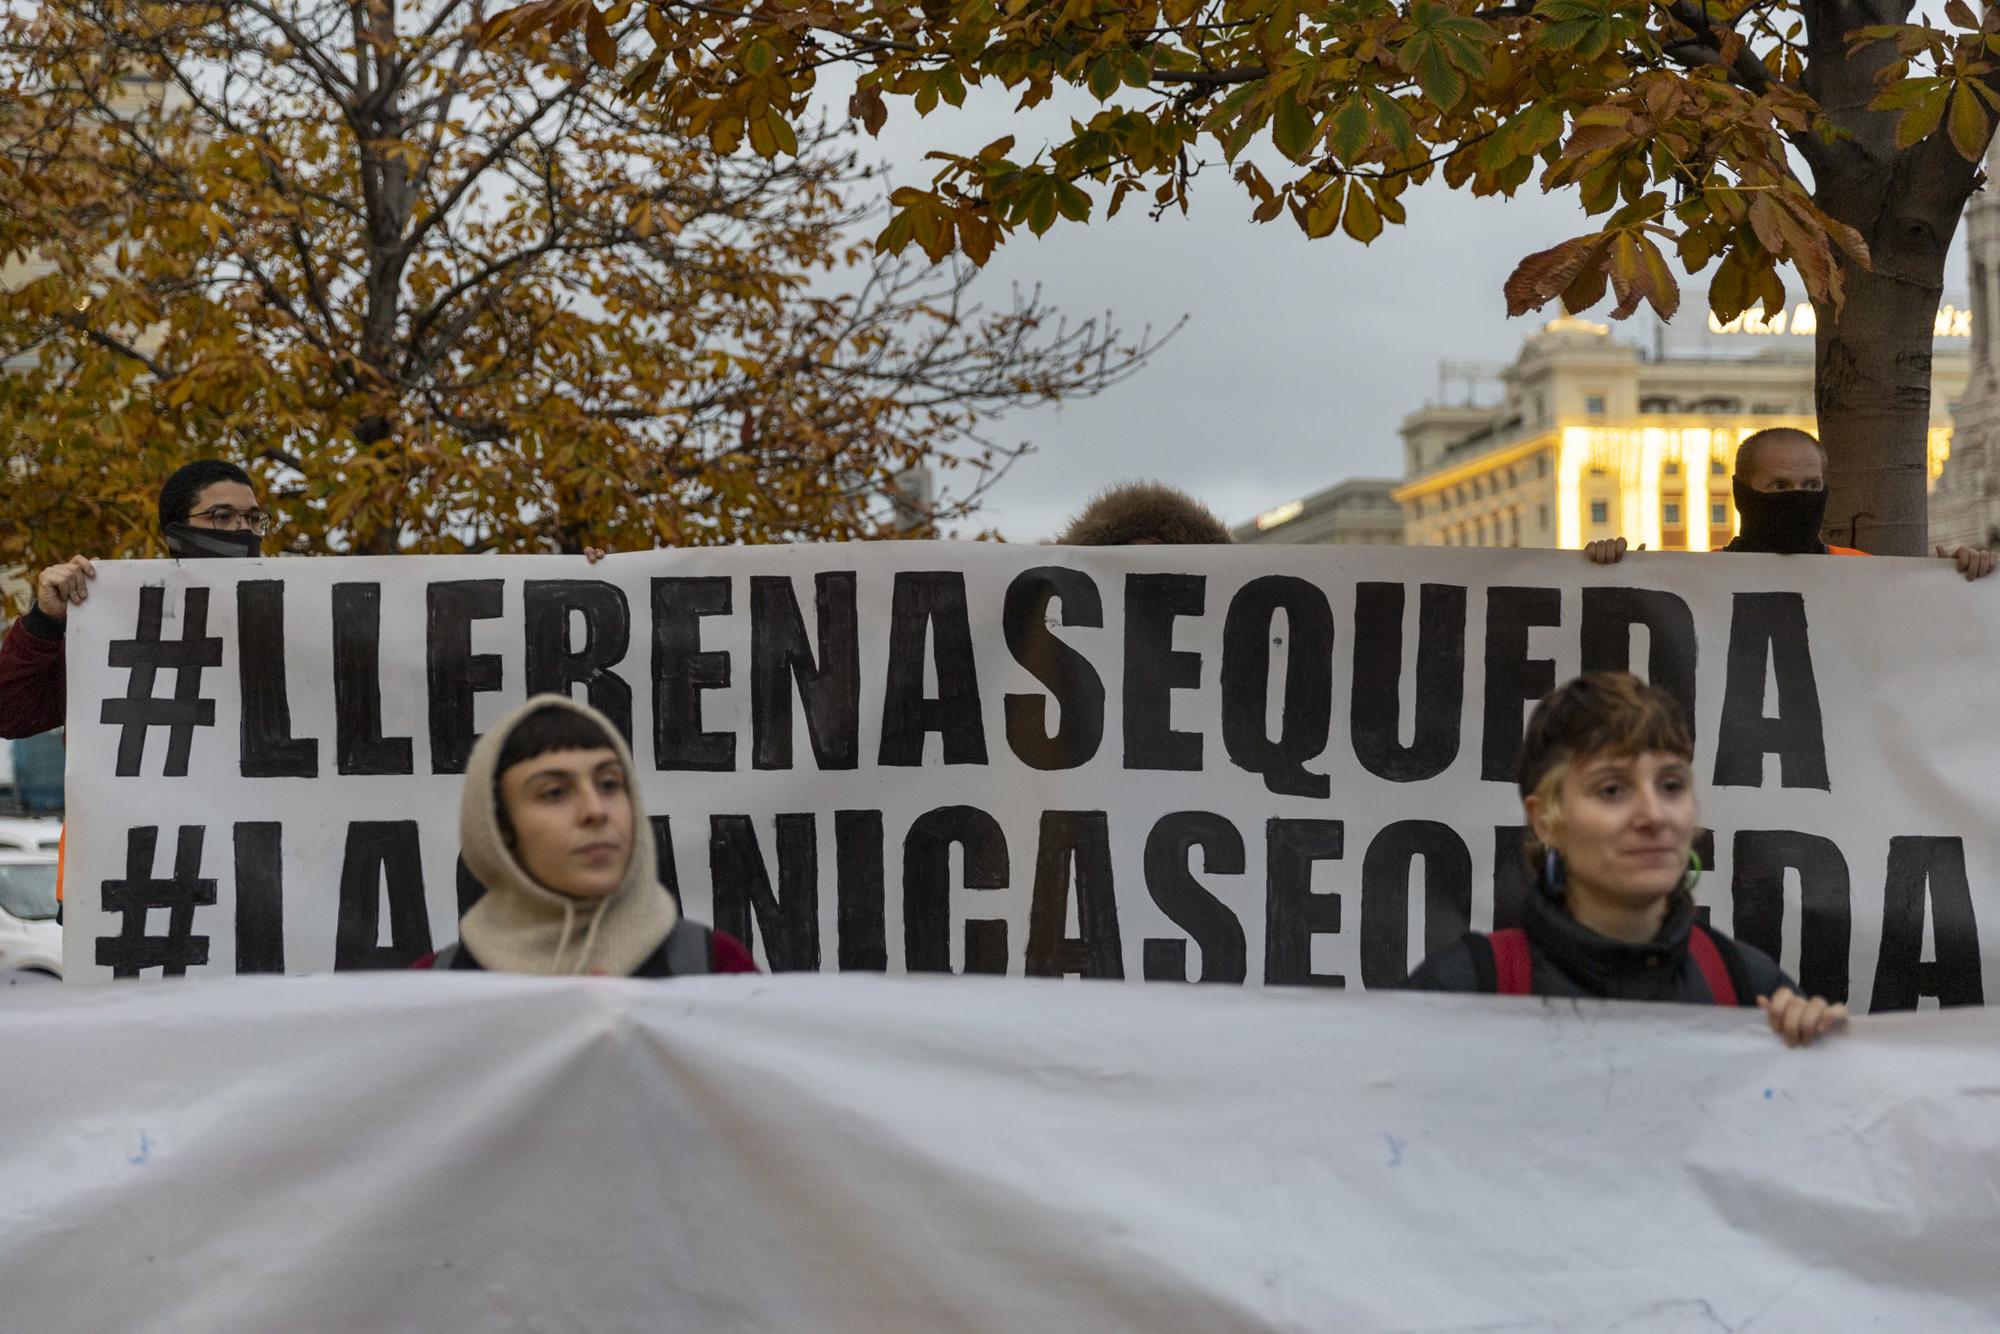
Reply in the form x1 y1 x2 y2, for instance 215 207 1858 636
1235 477 1403 545
1394 316 1969 551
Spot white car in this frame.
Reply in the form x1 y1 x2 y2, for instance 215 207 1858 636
0 817 60 853
0 850 60 980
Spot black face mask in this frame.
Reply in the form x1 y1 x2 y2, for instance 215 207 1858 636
163 523 262 559
1729 478 1828 554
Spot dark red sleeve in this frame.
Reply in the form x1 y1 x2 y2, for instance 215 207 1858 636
710 929 761 974
409 951 439 969
0 614 67 740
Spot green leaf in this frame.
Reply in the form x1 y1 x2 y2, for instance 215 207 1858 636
1272 93 1318 161
1087 56 1120 101
1366 91 1416 155
1512 103 1564 155
1327 95 1370 163
1053 179 1092 222
741 35 776 76
1398 32 1467 107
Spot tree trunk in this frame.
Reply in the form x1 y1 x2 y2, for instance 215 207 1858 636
1811 237 1949 554
1803 4 1982 554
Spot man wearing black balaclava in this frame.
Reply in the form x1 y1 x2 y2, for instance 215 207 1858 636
1586 427 1999 578
0 459 269 739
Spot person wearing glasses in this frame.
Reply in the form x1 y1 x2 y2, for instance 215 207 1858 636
0 459 271 740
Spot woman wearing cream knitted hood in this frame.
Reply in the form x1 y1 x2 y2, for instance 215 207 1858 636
416 694 757 976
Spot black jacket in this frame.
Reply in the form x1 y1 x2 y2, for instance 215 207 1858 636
1404 886 1792 1004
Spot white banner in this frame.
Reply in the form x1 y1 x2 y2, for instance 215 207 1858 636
62 545 2000 1007
3 974 1996 1330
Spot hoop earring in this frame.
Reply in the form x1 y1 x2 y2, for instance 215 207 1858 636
1679 847 1704 894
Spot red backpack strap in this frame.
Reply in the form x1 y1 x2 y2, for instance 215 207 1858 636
1686 926 1738 1006
1487 928 1534 996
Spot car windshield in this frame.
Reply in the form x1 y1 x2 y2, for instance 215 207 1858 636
0 863 58 921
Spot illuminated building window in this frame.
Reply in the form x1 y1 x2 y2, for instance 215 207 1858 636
1711 502 1727 524
1663 502 1681 525
1663 461 1680 476
1590 500 1609 525
1586 395 1607 415
1710 458 1725 475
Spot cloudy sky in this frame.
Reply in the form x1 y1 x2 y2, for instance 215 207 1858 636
817 73 1976 543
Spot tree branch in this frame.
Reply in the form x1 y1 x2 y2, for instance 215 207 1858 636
1150 65 1267 86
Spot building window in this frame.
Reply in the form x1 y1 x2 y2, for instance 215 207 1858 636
1753 403 1786 414
1711 502 1727 524
1663 461 1680 476
1585 395 1607 415
1538 503 1549 530
1710 458 1726 475
1590 500 1609 525
1663 502 1681 525
1510 512 1521 543
1537 453 1549 478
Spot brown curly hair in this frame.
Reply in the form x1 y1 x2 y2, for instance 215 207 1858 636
1058 481 1233 546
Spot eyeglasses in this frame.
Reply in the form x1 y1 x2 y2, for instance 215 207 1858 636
188 505 273 536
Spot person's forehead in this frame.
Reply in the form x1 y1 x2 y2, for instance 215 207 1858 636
504 752 620 784
1751 439 1824 475
1572 749 1689 776
192 479 258 508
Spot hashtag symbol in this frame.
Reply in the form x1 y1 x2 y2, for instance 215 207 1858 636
101 585 223 777
95 825 214 978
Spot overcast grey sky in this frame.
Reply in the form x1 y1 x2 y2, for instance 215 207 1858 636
819 74 1976 543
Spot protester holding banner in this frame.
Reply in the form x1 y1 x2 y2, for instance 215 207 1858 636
1404 672 1846 1046
1584 426 1999 576
0 460 269 740
416 695 757 976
